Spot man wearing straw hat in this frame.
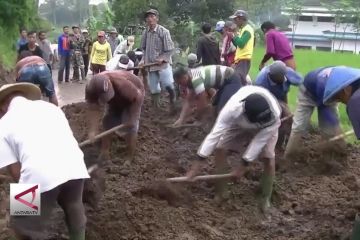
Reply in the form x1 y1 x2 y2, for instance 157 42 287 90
108 28 121 55
0 83 89 240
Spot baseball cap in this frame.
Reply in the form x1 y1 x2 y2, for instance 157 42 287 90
215 21 225 32
269 61 287 76
118 55 130 69
86 75 115 104
81 29 88 33
187 53 197 64
229 10 248 20
97 31 105 37
145 9 159 17
244 94 272 124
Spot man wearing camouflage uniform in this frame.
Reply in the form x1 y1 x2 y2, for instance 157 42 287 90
71 26 85 82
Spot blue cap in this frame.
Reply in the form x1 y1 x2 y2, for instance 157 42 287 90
215 21 225 32
323 66 360 104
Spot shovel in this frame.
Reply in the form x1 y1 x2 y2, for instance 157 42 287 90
126 62 159 71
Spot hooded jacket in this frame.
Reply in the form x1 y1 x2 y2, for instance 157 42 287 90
196 33 221 66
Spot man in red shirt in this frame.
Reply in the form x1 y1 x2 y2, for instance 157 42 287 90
259 21 296 70
85 71 144 162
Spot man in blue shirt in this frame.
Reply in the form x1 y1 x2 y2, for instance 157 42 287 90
285 67 345 160
322 66 360 240
255 61 302 148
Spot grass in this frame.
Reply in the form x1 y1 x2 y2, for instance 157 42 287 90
249 48 360 142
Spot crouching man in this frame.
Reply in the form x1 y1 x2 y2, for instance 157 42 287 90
16 52 58 106
0 83 89 240
187 86 281 212
86 70 145 162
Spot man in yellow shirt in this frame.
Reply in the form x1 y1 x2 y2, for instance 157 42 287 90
229 10 254 85
90 31 112 74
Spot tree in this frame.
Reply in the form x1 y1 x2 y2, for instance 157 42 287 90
286 0 303 47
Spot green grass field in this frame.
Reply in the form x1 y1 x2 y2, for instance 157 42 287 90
249 48 360 142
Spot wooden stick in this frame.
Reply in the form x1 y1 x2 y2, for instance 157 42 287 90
280 114 293 122
166 122 202 129
328 130 354 142
79 124 127 147
126 62 158 71
87 164 99 174
167 173 233 183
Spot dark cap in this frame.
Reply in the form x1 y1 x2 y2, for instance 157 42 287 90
145 9 159 17
244 94 271 123
229 10 248 20
118 55 130 69
72 25 80 29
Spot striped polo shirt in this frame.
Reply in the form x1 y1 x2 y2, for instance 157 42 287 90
190 65 234 95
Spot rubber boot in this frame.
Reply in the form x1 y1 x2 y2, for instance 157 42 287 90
166 86 176 115
151 94 160 108
259 174 274 213
69 229 85 240
351 214 360 240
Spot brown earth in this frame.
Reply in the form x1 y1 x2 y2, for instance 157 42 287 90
1 97 360 240
0 63 15 86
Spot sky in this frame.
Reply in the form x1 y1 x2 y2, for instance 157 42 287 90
39 0 107 5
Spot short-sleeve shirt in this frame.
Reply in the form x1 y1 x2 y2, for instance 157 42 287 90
347 87 360 139
190 65 234 95
0 97 90 193
255 66 303 102
19 43 43 58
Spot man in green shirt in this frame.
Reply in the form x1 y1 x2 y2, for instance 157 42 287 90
172 65 242 127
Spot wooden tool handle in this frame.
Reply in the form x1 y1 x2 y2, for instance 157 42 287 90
127 62 159 71
79 124 127 147
167 173 233 183
328 130 354 142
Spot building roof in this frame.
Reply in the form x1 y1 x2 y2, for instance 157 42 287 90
284 32 360 42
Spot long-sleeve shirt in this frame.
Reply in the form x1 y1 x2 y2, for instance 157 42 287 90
197 86 281 161
140 24 174 72
37 39 53 64
303 67 333 106
58 34 71 56
347 87 360 139
255 66 303 102
90 41 112 66
16 37 27 51
196 33 221 66
265 29 293 61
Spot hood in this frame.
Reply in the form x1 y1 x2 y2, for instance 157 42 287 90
202 33 218 44
323 66 360 104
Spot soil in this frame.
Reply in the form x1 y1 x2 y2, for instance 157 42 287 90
1 97 360 240
0 63 15 86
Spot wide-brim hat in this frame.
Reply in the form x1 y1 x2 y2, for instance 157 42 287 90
323 66 360 104
0 83 41 104
229 10 248 20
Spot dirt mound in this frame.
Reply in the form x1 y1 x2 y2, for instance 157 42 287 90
1 98 360 239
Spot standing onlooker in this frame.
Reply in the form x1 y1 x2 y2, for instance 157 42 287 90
81 29 92 77
57 26 71 83
196 23 221 66
108 28 120 55
229 10 254 85
70 26 85 82
114 36 135 54
260 21 296 70
37 31 53 72
215 21 237 66
16 29 28 51
90 31 112 74
140 9 176 110
18 31 43 60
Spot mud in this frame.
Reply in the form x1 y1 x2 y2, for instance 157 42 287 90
1 97 360 240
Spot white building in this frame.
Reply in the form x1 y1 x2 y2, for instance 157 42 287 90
282 0 360 53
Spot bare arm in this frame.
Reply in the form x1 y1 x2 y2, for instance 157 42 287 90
7 163 21 182
86 103 102 138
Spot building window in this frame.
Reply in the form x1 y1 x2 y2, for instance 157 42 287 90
317 16 334 22
299 16 313 22
295 45 312 49
316 46 331 51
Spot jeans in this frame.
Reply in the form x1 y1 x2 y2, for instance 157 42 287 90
58 54 71 82
82 54 89 76
148 64 174 94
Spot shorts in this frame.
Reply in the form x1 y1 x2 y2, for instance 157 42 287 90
18 64 55 97
103 105 139 133
148 64 174 94
11 179 86 239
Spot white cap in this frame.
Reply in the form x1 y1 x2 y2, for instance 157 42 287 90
81 29 88 33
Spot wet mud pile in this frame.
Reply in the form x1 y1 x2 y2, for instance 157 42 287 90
1 97 360 240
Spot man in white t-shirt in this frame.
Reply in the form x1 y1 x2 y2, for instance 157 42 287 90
0 83 89 240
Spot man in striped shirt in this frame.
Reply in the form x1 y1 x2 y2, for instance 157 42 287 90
140 9 176 111
172 65 242 127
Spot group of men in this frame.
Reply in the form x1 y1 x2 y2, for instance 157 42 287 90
3 7 360 240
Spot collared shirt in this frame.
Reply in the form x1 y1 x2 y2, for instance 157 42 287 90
108 37 120 55
189 65 234 95
255 66 303 102
197 86 281 161
140 24 175 72
265 29 293 61
0 97 90 193
37 39 53 64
